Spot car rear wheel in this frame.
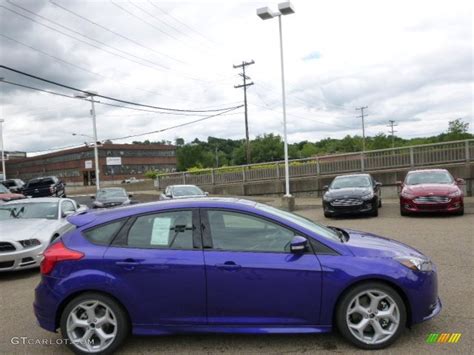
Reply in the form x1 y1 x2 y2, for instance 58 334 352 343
60 293 129 355
336 282 406 349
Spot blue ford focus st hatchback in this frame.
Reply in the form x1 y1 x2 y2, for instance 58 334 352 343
34 198 441 354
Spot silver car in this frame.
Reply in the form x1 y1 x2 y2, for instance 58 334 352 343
159 184 208 200
0 197 87 272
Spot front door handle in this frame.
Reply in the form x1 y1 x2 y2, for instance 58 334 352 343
116 258 140 270
215 261 242 271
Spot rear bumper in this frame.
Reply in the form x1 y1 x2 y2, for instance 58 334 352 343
34 276 62 332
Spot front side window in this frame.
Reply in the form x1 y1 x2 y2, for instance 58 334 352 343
207 210 295 252
61 201 76 214
127 211 194 249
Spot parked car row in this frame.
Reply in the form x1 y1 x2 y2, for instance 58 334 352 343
1 176 66 198
322 169 465 218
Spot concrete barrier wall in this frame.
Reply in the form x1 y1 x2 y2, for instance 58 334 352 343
200 163 473 198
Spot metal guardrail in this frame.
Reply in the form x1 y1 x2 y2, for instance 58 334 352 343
156 139 474 189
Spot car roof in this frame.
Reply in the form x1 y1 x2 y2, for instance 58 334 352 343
68 198 257 227
169 185 200 188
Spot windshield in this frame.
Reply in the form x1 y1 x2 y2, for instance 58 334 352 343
331 176 371 189
172 186 204 197
406 171 453 185
0 184 10 193
27 178 54 188
256 204 340 242
0 202 58 220
97 189 127 199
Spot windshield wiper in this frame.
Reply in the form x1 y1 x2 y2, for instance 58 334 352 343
328 226 349 242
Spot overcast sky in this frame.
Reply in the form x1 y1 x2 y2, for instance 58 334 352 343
0 0 472 154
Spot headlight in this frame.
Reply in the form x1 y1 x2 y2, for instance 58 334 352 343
323 193 332 201
401 190 414 199
395 256 433 272
448 190 461 197
361 192 374 200
19 239 41 249
94 201 104 207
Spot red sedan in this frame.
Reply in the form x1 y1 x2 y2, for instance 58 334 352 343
398 169 464 216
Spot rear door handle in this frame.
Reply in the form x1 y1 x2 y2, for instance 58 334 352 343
215 261 242 271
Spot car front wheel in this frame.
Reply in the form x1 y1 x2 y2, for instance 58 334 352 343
60 292 129 355
336 282 406 349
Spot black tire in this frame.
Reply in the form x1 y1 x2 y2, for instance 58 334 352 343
400 206 408 216
336 282 406 350
60 292 129 355
378 199 382 208
455 207 464 216
371 203 379 217
324 211 333 218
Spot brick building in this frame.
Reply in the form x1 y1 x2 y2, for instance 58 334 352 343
5 143 176 186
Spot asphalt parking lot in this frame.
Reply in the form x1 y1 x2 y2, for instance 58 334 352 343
0 197 472 354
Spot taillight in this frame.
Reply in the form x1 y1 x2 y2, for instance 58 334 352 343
40 241 84 275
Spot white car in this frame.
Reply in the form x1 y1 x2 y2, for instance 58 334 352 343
0 197 87 272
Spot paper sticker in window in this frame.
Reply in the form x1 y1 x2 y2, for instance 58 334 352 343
150 217 171 246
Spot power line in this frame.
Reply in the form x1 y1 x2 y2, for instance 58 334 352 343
0 79 244 118
106 106 243 141
48 0 183 65
0 3 170 71
233 60 255 164
147 1 218 46
0 65 242 113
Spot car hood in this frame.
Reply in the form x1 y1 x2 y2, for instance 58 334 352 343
341 228 424 258
0 193 25 201
325 187 371 199
403 183 458 196
0 218 61 242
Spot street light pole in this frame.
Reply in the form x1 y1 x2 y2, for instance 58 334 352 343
277 15 290 197
257 2 295 202
0 119 5 181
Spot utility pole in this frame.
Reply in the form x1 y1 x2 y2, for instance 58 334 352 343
233 60 254 164
387 120 398 148
355 106 369 152
0 119 5 181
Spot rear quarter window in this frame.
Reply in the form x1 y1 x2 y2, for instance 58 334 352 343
83 220 126 245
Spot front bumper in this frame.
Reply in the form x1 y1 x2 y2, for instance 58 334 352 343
323 198 377 215
400 196 463 213
0 242 45 272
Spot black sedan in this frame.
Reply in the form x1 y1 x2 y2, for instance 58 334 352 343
322 174 382 218
91 187 132 208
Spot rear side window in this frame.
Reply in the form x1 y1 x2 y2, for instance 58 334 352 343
127 211 194 249
83 220 126 245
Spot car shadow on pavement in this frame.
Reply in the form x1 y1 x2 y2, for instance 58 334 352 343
0 268 39 282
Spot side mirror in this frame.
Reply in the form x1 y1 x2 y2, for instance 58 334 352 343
456 178 465 185
395 181 403 186
165 193 172 198
322 185 329 190
62 210 75 218
290 236 308 253
375 182 382 187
